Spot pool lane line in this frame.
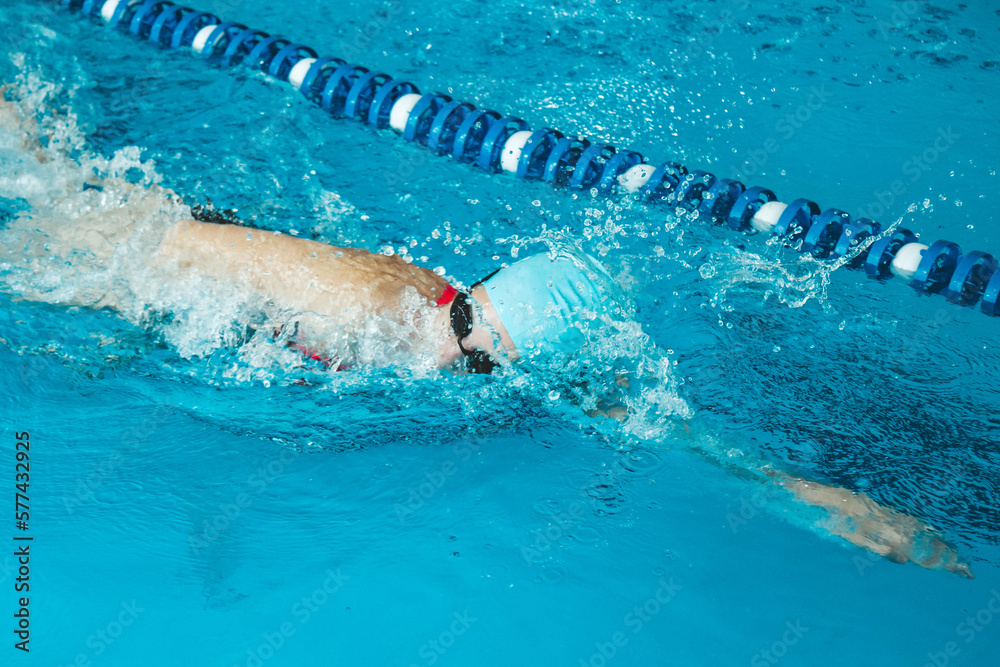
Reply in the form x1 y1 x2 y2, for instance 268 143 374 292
56 0 1000 317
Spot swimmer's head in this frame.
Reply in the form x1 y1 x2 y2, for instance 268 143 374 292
475 250 628 361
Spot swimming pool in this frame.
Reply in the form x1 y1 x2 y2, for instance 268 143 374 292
2 0 999 665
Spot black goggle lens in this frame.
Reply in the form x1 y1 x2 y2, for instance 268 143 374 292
450 292 498 375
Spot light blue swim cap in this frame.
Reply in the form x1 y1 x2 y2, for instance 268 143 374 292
481 250 627 357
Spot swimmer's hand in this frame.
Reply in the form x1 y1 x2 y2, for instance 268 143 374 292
586 402 628 422
777 473 973 578
585 375 631 422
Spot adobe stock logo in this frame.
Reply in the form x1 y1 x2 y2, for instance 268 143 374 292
408 611 477 666
874 0 920 40
683 0 752 60
578 576 682 667
922 588 1000 667
730 85 834 182
856 127 960 222
750 619 809 666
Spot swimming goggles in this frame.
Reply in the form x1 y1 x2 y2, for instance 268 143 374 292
450 290 499 375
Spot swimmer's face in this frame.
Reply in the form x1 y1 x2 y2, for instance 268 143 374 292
466 284 519 362
432 285 518 373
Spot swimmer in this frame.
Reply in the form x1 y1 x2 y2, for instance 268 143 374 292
154 215 622 376
0 94 972 578
22 204 974 578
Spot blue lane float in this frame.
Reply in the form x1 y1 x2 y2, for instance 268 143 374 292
59 0 1000 317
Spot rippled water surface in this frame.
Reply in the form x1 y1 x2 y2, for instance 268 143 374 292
2 0 999 665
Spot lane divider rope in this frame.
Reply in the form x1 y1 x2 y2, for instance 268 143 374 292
58 0 1000 317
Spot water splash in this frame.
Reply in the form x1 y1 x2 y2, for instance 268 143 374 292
0 65 443 384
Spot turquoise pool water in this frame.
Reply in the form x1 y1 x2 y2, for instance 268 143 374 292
2 0 999 665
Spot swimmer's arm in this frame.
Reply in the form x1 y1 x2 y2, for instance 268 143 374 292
155 219 448 315
675 421 971 577
773 472 973 578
